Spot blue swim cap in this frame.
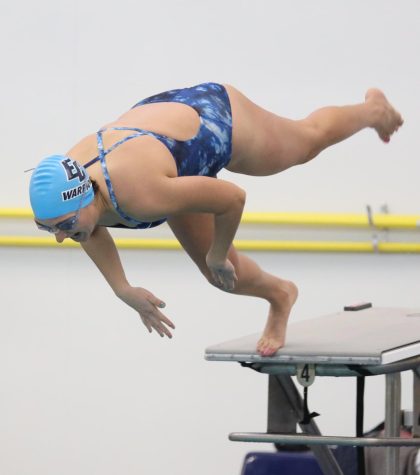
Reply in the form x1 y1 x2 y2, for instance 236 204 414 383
29 155 94 219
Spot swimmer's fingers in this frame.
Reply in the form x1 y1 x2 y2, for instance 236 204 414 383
207 259 238 292
140 310 174 339
156 311 176 331
145 295 176 332
140 312 173 338
140 300 175 338
118 286 175 338
141 316 153 334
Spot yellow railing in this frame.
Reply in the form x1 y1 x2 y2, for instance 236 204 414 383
1 236 420 253
2 208 420 229
1 208 419 252
241 212 420 229
0 208 34 219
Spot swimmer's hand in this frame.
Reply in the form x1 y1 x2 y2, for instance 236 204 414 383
205 256 238 292
117 286 175 338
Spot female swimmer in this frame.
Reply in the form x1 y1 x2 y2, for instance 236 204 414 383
29 83 403 356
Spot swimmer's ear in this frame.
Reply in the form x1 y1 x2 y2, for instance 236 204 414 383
91 179 99 193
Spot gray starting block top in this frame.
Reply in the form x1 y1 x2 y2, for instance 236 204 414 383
205 307 420 366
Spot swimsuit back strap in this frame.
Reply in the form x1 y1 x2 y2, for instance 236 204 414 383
84 128 148 169
105 126 174 142
96 130 145 226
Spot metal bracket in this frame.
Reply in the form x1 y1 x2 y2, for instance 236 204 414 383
267 375 344 475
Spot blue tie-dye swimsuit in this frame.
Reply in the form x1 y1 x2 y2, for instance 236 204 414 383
84 82 233 229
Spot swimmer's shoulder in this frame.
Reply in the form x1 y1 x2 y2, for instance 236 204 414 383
67 129 178 178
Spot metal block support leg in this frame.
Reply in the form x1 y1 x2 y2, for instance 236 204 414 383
267 374 298 434
268 375 344 475
384 373 401 475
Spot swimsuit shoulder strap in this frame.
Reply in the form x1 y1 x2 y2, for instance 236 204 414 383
86 126 174 226
84 127 146 169
84 126 177 168
96 128 150 226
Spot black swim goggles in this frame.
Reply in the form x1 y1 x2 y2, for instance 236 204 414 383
35 188 87 234
35 212 81 234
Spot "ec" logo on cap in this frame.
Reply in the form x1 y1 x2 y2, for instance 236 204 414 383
61 158 87 182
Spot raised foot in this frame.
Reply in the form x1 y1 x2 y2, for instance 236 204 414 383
365 88 403 143
257 280 298 357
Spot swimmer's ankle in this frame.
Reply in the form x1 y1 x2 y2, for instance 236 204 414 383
269 279 298 309
364 89 389 127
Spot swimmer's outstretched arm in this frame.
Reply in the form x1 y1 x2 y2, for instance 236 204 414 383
80 226 175 338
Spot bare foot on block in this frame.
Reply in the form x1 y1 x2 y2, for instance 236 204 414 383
257 280 298 356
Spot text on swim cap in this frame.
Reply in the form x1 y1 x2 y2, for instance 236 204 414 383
61 180 92 202
61 158 87 182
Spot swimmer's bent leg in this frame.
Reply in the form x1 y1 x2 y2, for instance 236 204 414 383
168 213 298 356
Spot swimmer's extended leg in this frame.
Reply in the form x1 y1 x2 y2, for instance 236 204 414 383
168 213 297 356
225 85 404 176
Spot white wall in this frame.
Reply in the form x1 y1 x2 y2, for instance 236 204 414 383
1 1 420 474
